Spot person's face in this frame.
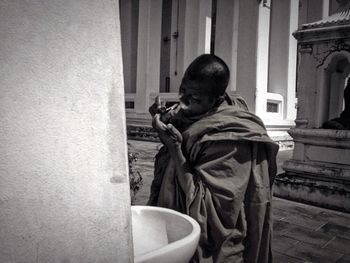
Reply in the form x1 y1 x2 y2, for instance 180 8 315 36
178 79 216 117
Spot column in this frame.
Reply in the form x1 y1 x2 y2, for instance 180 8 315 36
236 0 271 114
182 0 200 69
197 0 212 54
235 0 257 111
135 0 162 113
120 0 139 94
322 0 330 18
286 0 298 120
215 0 239 93
255 0 271 118
169 0 184 92
171 0 212 93
169 0 199 93
268 0 298 121
0 0 132 261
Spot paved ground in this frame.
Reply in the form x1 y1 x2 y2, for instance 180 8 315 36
128 139 350 263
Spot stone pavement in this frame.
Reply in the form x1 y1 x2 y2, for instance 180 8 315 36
128 139 350 263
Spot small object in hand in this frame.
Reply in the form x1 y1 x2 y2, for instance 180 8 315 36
155 96 167 114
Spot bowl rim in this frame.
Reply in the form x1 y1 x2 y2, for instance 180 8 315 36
131 205 201 262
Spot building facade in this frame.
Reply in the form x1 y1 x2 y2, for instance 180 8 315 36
120 0 343 146
277 0 350 211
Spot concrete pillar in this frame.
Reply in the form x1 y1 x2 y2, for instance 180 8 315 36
197 0 212 55
135 0 162 113
236 0 271 114
169 0 185 92
315 69 332 127
286 0 298 120
0 0 132 262
295 50 319 128
182 0 212 70
182 0 201 69
235 0 259 112
215 0 239 92
322 0 330 18
120 0 139 94
268 0 298 120
168 0 212 93
255 0 271 118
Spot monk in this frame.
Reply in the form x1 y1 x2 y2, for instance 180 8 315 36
148 54 279 263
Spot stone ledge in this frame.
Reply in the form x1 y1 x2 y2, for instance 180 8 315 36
274 172 350 212
289 128 350 149
283 160 350 182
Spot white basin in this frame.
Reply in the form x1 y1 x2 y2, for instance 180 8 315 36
131 206 200 263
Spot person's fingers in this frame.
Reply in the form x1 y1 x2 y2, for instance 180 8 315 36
152 114 167 131
166 124 182 141
149 103 158 116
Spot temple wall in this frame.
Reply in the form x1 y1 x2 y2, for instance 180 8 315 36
0 0 132 261
215 0 239 93
279 0 350 212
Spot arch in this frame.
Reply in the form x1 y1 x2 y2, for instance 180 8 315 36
315 51 350 127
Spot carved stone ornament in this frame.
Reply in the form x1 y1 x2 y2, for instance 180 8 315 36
314 40 350 68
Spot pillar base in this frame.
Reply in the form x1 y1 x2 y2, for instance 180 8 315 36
276 160 350 212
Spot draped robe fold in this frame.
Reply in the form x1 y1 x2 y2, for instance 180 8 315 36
148 99 279 263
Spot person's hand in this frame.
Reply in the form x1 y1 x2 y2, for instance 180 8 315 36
153 113 187 173
149 96 166 117
152 113 182 151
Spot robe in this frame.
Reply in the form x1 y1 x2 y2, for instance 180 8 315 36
148 97 279 263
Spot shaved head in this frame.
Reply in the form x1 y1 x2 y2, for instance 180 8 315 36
183 54 230 97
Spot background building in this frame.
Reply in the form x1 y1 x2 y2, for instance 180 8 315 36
120 0 343 146
278 0 350 211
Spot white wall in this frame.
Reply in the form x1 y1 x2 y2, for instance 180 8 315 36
0 0 132 262
236 0 260 112
182 0 201 69
268 0 298 120
197 0 212 55
269 0 290 96
215 0 239 93
135 0 162 112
